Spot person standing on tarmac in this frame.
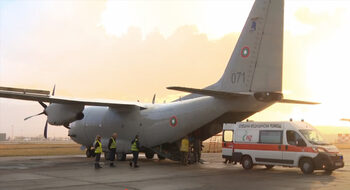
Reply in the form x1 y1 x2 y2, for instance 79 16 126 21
129 135 140 168
108 133 117 167
94 135 103 169
180 136 189 165
193 137 203 164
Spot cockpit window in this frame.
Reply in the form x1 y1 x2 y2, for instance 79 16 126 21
299 129 330 145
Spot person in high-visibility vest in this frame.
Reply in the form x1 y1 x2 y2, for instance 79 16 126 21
94 135 103 169
108 133 117 167
180 136 189 165
129 135 140 168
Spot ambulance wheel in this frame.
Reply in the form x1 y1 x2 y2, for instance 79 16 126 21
242 156 253 170
300 158 314 174
265 165 274 169
145 151 155 159
117 153 126 161
157 154 166 160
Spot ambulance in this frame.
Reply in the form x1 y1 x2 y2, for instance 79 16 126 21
222 121 344 174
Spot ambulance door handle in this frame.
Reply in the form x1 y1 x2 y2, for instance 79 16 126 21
278 145 281 150
285 145 288 150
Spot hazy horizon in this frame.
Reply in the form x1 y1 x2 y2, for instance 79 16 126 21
1 0 350 137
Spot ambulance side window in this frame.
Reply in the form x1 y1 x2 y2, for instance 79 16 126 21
287 130 303 146
259 131 283 144
223 130 233 142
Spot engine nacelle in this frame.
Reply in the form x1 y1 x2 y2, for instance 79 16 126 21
46 103 84 126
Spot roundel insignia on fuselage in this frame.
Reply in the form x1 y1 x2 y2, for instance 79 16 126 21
241 46 250 58
170 116 177 127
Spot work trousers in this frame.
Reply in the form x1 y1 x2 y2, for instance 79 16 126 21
95 153 101 163
181 151 188 165
109 149 116 161
132 151 139 165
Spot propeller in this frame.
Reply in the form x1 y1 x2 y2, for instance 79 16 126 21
24 85 55 138
152 94 156 104
24 111 45 121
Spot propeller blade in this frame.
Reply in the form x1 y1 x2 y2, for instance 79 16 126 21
44 120 48 139
24 112 45 121
52 85 56 96
38 101 47 109
63 124 71 129
152 94 156 104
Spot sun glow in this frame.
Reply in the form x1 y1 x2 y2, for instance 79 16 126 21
2 0 350 137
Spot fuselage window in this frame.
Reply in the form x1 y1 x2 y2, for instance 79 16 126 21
259 130 283 144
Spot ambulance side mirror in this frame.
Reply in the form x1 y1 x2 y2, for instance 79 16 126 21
296 139 306 147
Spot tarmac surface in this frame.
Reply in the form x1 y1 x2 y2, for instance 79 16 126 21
0 150 350 190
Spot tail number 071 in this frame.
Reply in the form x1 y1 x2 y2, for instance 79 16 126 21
231 72 246 84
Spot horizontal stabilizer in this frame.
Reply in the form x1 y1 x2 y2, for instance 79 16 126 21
167 86 251 98
168 86 319 105
278 99 320 105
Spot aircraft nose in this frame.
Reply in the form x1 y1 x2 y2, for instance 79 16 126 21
68 123 79 140
68 124 77 138
68 121 88 145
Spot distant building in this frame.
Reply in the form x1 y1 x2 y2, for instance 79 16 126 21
338 134 350 143
0 133 6 141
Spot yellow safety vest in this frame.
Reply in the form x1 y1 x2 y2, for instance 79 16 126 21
110 137 116 149
131 140 139 151
95 140 102 154
180 138 189 152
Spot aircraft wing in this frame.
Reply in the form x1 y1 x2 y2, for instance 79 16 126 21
0 86 146 110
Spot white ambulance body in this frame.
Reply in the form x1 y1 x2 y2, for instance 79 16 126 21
222 121 344 174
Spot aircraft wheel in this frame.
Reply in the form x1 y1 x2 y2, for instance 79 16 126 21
242 156 253 170
265 165 274 169
300 158 314 174
86 149 92 158
145 151 155 159
325 169 334 174
157 154 166 160
117 153 127 161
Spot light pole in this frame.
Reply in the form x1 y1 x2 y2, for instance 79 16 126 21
11 125 14 140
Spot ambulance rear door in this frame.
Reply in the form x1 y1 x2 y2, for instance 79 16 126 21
222 129 234 157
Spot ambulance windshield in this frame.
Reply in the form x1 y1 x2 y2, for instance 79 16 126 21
299 129 330 145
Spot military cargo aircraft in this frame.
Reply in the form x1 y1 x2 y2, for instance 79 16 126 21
0 0 318 161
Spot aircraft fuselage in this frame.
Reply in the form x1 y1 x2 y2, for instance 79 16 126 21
69 95 272 153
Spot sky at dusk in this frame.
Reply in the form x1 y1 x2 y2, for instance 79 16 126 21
0 0 350 138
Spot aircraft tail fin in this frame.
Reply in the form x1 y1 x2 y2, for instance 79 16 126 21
216 0 284 93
